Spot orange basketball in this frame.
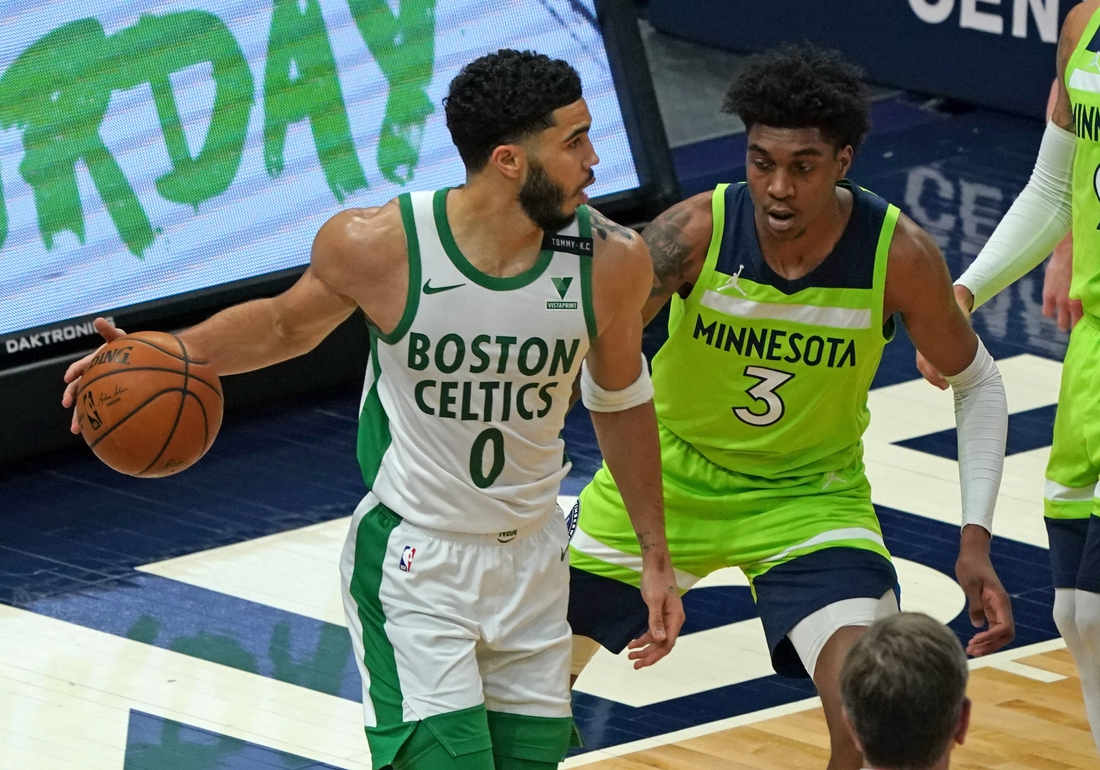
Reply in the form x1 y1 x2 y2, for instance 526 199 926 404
76 331 223 478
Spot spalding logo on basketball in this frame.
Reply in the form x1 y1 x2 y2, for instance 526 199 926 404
76 331 223 478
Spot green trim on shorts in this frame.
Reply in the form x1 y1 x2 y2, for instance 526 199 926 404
486 710 578 763
349 503 415 769
422 705 494 757
393 708 494 769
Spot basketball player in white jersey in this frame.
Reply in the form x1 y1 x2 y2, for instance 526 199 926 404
62 50 684 770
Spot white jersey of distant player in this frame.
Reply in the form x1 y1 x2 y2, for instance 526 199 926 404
359 189 595 534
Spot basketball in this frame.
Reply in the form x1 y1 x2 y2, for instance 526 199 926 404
75 332 223 478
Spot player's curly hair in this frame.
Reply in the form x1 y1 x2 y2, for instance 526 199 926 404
444 49 583 172
723 43 871 151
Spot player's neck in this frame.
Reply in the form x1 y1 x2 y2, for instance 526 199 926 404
445 182 546 278
755 186 852 281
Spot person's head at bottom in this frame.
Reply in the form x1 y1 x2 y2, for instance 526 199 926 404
840 612 970 770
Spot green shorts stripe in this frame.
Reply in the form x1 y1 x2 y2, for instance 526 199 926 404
347 502 416 768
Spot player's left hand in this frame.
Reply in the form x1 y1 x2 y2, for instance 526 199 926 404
955 524 1015 656
628 555 684 669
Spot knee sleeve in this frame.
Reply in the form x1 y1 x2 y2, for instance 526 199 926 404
392 708 494 770
1054 588 1079 640
486 711 577 767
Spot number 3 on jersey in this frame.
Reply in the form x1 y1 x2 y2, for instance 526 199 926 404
734 366 794 427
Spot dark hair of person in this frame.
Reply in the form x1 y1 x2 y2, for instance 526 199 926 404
723 43 871 151
444 49 583 171
840 613 969 770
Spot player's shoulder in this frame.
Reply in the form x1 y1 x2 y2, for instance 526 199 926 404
312 199 407 275
587 206 647 267
1063 1 1100 51
885 210 946 284
585 206 653 297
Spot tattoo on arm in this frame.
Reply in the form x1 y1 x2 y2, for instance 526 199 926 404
643 208 694 298
590 209 637 242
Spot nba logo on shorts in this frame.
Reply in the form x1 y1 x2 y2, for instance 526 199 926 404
399 546 416 572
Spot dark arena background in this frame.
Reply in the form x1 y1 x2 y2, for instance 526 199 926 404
0 1 1091 768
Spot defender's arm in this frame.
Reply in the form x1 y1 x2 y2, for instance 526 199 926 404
640 193 713 326
887 216 1014 656
584 209 684 668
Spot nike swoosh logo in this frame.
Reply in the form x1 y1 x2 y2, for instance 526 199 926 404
423 280 465 295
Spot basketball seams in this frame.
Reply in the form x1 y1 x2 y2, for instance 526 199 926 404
77 333 223 477
127 335 211 366
78 367 221 400
139 343 191 475
88 389 187 449
184 391 212 453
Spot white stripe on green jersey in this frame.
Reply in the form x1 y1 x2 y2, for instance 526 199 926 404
357 189 596 534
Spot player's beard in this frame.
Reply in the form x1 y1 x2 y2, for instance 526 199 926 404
518 159 577 233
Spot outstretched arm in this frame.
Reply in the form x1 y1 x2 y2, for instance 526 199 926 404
63 203 407 430
888 215 1015 656
585 209 684 668
950 3 1088 312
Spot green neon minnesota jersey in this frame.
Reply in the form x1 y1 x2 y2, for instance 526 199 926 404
651 182 899 479
1065 7 1100 317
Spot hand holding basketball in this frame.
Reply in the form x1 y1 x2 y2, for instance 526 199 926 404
67 327 223 478
62 318 129 432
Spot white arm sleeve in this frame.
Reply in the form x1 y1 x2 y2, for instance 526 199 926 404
580 353 654 412
943 339 1007 533
956 121 1076 309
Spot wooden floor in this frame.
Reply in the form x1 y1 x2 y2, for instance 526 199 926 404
575 650 1100 770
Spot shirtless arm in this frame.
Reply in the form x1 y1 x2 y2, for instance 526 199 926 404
887 215 1015 656
640 192 714 325
62 202 409 430
584 208 684 669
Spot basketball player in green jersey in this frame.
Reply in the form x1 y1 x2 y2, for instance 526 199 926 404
916 1 1100 752
62 51 684 770
566 45 1015 770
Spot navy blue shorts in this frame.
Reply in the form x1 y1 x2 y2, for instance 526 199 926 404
1046 515 1100 592
568 546 897 679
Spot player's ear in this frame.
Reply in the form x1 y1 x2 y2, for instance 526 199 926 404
836 144 854 179
489 143 525 181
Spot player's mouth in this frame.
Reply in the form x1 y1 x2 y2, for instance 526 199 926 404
766 208 796 231
579 174 596 204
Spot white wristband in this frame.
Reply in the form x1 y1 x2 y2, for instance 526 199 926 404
943 339 1007 533
580 354 654 413
956 121 1075 309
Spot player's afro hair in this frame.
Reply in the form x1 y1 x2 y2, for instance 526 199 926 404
723 43 871 151
444 49 583 171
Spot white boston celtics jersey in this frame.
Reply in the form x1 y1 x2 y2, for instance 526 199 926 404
357 188 596 534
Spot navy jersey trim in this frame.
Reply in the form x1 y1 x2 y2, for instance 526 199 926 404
717 181 888 294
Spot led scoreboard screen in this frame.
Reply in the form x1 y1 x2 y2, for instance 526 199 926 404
0 0 647 367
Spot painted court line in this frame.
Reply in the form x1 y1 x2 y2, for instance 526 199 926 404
563 637 1070 767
